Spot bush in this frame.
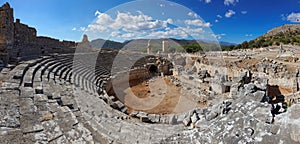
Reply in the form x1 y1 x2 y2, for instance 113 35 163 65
183 44 203 53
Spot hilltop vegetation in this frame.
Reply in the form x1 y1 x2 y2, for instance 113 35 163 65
223 24 300 51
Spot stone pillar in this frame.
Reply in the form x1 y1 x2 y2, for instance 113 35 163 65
147 40 152 54
279 44 284 54
293 69 299 93
77 34 91 49
162 39 168 53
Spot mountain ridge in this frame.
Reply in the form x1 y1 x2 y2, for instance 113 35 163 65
90 38 236 50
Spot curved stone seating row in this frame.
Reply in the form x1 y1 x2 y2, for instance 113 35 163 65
21 55 190 127
0 58 96 143
9 53 189 143
73 86 185 143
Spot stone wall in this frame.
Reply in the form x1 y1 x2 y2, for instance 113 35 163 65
0 2 14 63
0 2 76 64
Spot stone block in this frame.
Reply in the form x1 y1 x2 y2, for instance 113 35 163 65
183 117 191 126
42 120 63 141
20 87 34 98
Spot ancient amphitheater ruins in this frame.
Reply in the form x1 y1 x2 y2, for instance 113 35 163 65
1 2 300 144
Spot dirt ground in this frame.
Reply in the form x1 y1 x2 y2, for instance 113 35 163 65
124 77 205 114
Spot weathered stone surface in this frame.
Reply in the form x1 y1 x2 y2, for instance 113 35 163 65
20 113 43 133
183 117 191 126
148 114 160 123
20 98 37 115
252 105 273 124
0 128 22 143
22 131 48 143
0 91 20 128
205 111 218 121
54 106 78 132
42 120 63 142
191 113 199 123
20 87 34 98
34 94 48 102
253 91 265 101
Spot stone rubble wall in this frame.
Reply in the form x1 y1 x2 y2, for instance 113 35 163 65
0 3 76 64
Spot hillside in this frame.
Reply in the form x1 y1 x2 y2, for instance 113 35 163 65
90 38 233 53
230 24 300 50
90 39 124 49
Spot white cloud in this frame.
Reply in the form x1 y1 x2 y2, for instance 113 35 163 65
149 28 188 38
112 12 165 32
224 0 239 6
87 24 108 32
212 33 226 39
215 19 219 23
86 11 212 40
287 12 300 22
148 27 204 38
159 4 165 7
225 10 236 18
241 11 247 14
281 14 287 21
185 19 212 27
80 27 86 31
95 10 101 16
181 27 204 37
121 33 135 38
205 0 211 3
95 12 114 25
111 31 120 37
245 34 253 37
166 18 173 24
217 15 223 18
188 12 199 18
87 11 171 33
71 27 87 31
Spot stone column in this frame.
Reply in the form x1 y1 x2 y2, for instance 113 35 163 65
147 40 152 54
162 39 168 53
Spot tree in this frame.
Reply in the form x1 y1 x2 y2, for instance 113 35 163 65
241 41 249 49
183 44 203 53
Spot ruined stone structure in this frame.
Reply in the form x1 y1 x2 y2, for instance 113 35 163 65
0 3 76 64
0 2 14 63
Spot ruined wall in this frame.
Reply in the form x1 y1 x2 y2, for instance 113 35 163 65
0 2 76 63
0 2 14 63
105 68 150 96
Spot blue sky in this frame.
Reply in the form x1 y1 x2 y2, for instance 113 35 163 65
3 0 300 44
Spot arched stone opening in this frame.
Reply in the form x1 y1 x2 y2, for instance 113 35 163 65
148 65 158 74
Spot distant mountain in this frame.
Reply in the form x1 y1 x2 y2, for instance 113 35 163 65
90 38 124 49
90 38 235 51
232 24 300 50
219 41 237 46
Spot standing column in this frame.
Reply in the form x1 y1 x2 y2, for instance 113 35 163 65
162 39 168 53
147 40 152 54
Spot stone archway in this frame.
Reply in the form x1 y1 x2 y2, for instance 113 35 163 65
148 64 158 74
